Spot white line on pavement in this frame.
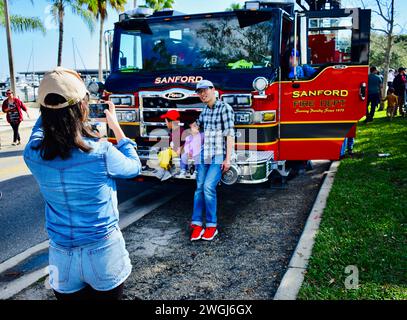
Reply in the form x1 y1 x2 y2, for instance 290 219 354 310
0 267 48 300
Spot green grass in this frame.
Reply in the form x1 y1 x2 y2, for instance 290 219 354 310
298 110 407 300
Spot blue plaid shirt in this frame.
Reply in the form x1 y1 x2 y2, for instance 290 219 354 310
196 99 235 160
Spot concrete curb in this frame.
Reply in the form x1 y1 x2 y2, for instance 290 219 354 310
273 160 340 300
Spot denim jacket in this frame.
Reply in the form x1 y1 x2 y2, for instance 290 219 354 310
24 117 142 248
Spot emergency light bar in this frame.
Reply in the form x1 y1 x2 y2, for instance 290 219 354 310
244 0 295 13
119 7 154 22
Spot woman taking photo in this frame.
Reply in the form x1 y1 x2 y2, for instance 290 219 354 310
24 67 141 300
2 89 30 145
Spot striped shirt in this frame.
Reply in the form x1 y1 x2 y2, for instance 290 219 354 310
196 100 235 160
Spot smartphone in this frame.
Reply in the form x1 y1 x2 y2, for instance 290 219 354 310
89 103 109 119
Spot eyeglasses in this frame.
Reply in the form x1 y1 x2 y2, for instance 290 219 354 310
196 87 213 94
6 92 12 95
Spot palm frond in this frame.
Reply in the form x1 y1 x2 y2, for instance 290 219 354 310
71 2 96 33
9 15 46 34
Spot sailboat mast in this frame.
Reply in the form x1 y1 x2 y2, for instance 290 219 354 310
72 38 77 70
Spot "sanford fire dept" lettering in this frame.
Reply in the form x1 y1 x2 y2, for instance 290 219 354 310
292 90 349 98
155 76 203 84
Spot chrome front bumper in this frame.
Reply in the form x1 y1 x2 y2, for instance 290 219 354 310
138 148 283 185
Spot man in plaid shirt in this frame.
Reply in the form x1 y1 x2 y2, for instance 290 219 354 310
190 80 235 241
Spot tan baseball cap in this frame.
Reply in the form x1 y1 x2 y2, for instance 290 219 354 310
37 67 89 109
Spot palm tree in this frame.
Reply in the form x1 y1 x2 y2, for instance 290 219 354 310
226 3 242 11
1 0 45 94
145 0 174 12
81 0 126 81
0 1 45 33
48 0 95 66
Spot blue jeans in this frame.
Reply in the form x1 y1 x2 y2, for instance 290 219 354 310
366 93 380 120
180 153 188 171
48 228 132 293
192 155 223 228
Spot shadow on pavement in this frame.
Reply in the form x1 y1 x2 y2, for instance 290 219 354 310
0 150 24 158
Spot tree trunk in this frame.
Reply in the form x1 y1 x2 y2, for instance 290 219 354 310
57 8 64 66
378 0 395 111
3 0 16 94
382 35 393 94
98 16 104 81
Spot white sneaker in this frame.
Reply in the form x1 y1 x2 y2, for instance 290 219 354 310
161 170 172 181
152 168 165 179
178 169 187 178
11 142 16 146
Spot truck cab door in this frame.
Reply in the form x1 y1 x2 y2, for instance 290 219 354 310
277 7 371 161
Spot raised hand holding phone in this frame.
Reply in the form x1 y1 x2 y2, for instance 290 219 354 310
104 101 126 143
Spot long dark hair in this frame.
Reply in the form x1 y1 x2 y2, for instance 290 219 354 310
33 93 99 160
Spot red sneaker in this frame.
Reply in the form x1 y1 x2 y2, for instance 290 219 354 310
201 227 218 241
190 225 204 241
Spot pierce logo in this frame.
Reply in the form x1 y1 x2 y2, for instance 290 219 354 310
164 92 186 100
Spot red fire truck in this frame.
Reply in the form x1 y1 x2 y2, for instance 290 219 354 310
102 0 371 185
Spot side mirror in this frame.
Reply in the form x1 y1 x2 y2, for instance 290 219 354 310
120 57 127 67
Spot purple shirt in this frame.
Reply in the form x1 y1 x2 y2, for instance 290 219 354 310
183 133 203 158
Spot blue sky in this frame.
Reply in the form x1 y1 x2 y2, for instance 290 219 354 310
0 0 406 80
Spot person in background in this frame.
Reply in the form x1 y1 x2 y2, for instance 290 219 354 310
382 87 398 120
392 67 406 117
387 68 395 89
2 89 30 145
24 67 141 300
365 66 383 123
288 50 316 80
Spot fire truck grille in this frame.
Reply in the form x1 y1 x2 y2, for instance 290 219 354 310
139 90 204 138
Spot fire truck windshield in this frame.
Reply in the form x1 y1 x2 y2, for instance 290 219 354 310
115 14 276 73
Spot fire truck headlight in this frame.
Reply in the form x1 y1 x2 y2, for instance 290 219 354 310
236 95 251 106
235 111 253 125
221 94 252 107
109 94 134 106
121 97 132 105
222 95 235 105
110 97 121 105
253 77 268 93
116 110 137 123
125 113 134 122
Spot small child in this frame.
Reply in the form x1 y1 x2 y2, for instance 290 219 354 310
148 109 182 181
382 87 398 120
179 119 203 177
